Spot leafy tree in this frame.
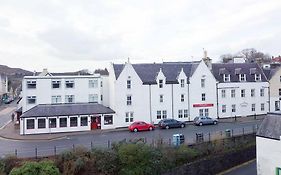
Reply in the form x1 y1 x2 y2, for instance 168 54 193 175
9 161 59 175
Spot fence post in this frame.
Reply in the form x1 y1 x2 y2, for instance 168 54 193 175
73 144 75 151
35 147 37 159
231 129 234 137
169 138 171 146
208 132 211 142
144 137 147 143
54 146 56 156
91 141 93 149
107 140 110 148
220 131 223 137
242 128 244 135
15 149 17 157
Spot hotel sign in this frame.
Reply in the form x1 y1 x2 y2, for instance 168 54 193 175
193 103 214 107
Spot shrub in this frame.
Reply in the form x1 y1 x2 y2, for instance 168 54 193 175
9 161 60 175
2 156 18 174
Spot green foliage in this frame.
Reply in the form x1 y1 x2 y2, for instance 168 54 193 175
2 156 18 175
0 159 5 175
9 161 59 175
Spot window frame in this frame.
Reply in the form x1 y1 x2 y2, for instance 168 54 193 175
26 119 35 129
70 117 78 127
38 118 46 129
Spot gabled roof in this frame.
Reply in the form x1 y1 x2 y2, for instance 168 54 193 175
113 62 200 84
263 67 281 80
257 113 281 140
21 103 115 118
212 63 267 83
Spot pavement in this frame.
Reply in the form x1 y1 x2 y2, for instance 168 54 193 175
0 114 264 141
219 159 257 175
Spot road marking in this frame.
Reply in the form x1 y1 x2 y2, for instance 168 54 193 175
0 120 11 130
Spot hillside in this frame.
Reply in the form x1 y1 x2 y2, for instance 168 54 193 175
0 65 32 76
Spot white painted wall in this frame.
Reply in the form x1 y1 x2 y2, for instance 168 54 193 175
256 136 281 175
269 68 281 112
22 75 102 112
189 61 217 120
217 82 269 118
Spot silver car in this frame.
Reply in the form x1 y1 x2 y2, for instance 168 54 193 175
194 116 218 126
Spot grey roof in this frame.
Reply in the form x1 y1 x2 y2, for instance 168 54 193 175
35 71 91 76
94 69 109 76
263 67 280 80
212 63 268 83
21 103 115 118
257 113 281 140
113 62 200 84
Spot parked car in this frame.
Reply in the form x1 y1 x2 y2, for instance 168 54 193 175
129 121 155 132
158 119 186 129
193 116 218 126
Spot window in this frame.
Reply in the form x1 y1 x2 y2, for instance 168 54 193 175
184 110 188 118
279 89 281 96
199 109 204 116
159 79 163 88
178 110 183 118
181 94 185 102
52 80 61 88
221 90 226 98
59 118 67 127
280 76 281 82
37 118 46 129
260 89 264 97
255 74 261 81
160 95 164 103
101 81 103 87
65 95 75 103
127 80 131 89
26 119 35 129
251 104 256 112
65 80 74 88
27 96 36 104
51 95 61 104
241 89 245 98
232 104 236 113
224 74 230 82
275 101 280 111
204 109 209 116
163 110 167 119
157 111 161 119
201 93 206 101
49 118 56 128
180 79 185 88
70 117 78 127
81 116 88 126
239 74 246 81
89 79 98 88
101 95 103 101
251 89 255 97
222 105 226 113
104 115 113 125
201 79 205 88
231 89 235 98
125 112 134 122
127 95 132 105
89 94 98 103
261 103 265 111
27 80 36 89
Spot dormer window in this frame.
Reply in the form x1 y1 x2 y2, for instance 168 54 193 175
239 74 246 82
159 79 163 88
180 79 185 88
127 80 131 89
255 74 261 81
223 74 230 82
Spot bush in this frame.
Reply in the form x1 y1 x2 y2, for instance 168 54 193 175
2 156 18 174
9 161 60 175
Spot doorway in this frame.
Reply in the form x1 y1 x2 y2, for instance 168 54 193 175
91 116 101 130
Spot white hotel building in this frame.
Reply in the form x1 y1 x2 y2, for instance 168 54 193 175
20 70 115 135
212 63 270 118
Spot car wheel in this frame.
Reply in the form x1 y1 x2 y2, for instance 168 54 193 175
199 122 203 126
213 121 217 125
165 125 169 129
181 124 185 128
149 126 153 131
133 128 138 132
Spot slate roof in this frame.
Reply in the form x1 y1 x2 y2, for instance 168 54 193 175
256 113 281 140
263 67 280 80
113 62 200 84
21 103 115 118
35 71 91 76
212 63 268 83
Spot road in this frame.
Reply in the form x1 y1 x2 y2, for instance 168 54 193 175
223 160 257 175
0 101 17 129
0 117 261 158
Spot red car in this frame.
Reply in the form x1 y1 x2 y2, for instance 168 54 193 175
129 121 155 132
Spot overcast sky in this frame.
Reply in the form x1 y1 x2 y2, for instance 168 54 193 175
0 0 280 72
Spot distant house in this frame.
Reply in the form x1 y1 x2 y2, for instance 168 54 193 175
256 113 281 175
0 74 8 103
212 62 269 118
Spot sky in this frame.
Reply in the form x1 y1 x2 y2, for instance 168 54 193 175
0 0 280 72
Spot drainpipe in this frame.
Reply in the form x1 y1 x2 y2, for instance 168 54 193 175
149 84 152 123
268 85 270 112
171 84 174 119
187 82 190 121
216 82 219 119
